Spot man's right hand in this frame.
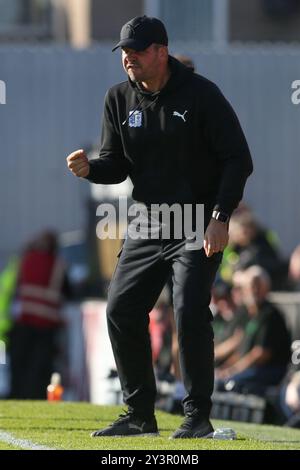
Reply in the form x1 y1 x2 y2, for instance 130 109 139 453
66 149 90 178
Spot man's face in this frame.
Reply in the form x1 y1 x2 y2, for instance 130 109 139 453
243 277 266 308
122 44 163 82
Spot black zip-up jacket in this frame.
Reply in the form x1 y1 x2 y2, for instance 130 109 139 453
86 56 253 216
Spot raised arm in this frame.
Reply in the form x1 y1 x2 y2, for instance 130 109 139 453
66 90 131 184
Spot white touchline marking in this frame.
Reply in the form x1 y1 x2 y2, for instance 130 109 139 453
0 430 55 450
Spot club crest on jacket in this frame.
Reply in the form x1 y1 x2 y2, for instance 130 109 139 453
129 110 142 127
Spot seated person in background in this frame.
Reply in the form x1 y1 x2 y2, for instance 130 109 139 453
231 270 247 308
212 280 248 367
220 210 287 290
269 341 300 427
216 266 291 396
279 370 300 428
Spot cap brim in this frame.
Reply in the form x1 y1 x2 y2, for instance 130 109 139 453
112 38 152 52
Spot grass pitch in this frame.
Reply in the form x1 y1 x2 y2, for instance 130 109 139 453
0 401 299 450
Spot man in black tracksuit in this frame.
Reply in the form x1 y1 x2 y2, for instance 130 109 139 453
67 16 253 438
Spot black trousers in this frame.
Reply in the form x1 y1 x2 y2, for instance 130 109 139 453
9 323 58 399
106 209 222 418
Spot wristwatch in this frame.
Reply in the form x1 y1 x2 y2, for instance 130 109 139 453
212 210 229 224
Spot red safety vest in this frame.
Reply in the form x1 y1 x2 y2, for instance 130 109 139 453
18 250 65 327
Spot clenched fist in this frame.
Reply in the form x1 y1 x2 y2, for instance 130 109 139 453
66 149 90 178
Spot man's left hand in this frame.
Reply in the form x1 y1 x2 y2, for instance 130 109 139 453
203 218 229 257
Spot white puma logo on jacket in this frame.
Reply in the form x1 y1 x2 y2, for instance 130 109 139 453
173 110 188 122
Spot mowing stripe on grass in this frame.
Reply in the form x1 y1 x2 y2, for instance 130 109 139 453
0 430 55 450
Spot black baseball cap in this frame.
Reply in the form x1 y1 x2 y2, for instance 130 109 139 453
112 15 168 52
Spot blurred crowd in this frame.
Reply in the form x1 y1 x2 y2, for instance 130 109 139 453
149 204 300 428
1 202 300 427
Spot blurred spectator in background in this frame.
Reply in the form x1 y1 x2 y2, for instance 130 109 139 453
149 287 173 380
231 270 247 307
149 286 185 415
174 54 195 72
279 369 300 428
268 333 300 427
212 280 248 368
288 244 300 290
9 230 71 399
216 266 291 396
220 209 287 290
